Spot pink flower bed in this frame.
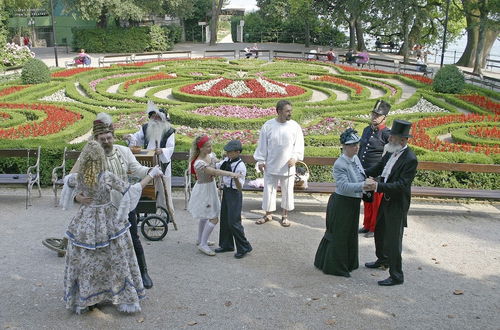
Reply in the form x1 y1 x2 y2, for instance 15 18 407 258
303 117 354 136
192 105 276 119
177 126 259 145
180 77 305 98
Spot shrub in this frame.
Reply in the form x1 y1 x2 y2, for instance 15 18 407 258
147 25 169 51
21 58 50 84
432 65 465 93
72 27 149 53
0 42 35 67
162 24 182 44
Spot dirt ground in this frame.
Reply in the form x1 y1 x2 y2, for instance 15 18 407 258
0 188 499 329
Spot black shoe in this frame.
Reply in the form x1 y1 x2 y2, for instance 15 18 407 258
358 227 369 234
235 246 252 259
378 277 403 286
141 272 153 289
365 261 388 269
215 247 234 253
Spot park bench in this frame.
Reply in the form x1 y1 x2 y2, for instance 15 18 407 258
485 58 500 71
463 72 500 91
273 50 304 59
398 61 434 77
238 49 271 60
1 65 23 75
98 53 134 67
0 147 41 208
181 152 500 203
203 49 237 59
368 57 399 71
51 147 81 206
375 43 399 53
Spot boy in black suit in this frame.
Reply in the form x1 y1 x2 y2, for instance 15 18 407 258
215 140 253 259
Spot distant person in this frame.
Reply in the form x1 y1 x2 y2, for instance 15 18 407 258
356 49 369 67
307 48 317 60
345 49 355 64
375 38 382 51
75 49 91 66
23 35 31 49
416 55 427 73
389 41 396 52
326 48 337 63
250 43 259 58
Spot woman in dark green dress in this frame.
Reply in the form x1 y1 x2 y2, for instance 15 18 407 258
314 128 376 277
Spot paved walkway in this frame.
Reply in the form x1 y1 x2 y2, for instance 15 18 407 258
0 188 499 329
31 42 500 82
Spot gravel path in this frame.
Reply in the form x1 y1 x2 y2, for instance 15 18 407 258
1 188 499 329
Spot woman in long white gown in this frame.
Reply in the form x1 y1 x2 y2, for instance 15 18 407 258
62 141 162 314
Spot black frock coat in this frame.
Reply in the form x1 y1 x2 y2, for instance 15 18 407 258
365 147 418 282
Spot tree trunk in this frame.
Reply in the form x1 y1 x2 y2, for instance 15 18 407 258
209 0 224 46
456 13 478 67
347 15 356 50
480 29 498 67
305 20 310 47
180 18 186 42
401 14 411 63
97 8 108 29
473 13 486 75
354 19 366 51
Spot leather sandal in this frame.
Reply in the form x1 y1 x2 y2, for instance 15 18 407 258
256 215 272 225
280 217 291 227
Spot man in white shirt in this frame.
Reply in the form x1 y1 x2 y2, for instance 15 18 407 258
124 101 176 223
254 100 304 227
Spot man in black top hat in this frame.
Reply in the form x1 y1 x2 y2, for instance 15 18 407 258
364 120 418 286
358 100 391 237
215 140 253 259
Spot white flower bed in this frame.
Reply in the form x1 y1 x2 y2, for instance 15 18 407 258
193 78 224 92
357 98 449 118
256 77 287 94
39 89 77 103
220 80 252 97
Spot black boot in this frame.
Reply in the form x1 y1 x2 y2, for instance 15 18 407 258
136 250 153 289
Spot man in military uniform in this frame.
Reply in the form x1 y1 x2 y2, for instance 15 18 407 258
358 100 391 237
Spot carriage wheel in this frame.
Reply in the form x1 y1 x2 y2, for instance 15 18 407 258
156 206 171 224
141 215 168 241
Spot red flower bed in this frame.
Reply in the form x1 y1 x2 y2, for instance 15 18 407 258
0 85 29 97
0 112 10 120
468 126 500 139
0 103 81 139
335 64 392 75
411 114 500 154
402 73 433 85
457 94 500 114
51 67 94 78
316 76 363 94
179 77 306 98
123 73 176 90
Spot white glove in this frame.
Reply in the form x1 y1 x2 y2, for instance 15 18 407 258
148 166 163 178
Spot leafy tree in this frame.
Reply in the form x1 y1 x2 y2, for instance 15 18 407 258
456 0 499 74
163 0 195 42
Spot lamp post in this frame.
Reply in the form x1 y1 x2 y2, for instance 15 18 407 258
440 0 451 67
49 0 59 67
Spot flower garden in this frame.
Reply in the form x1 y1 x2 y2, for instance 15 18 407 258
0 57 499 188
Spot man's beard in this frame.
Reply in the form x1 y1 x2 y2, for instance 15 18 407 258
101 142 113 155
146 119 170 145
383 141 403 155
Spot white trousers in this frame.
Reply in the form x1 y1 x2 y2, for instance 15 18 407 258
262 173 295 212
154 175 175 218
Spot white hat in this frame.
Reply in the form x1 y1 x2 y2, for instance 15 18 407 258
146 100 166 121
